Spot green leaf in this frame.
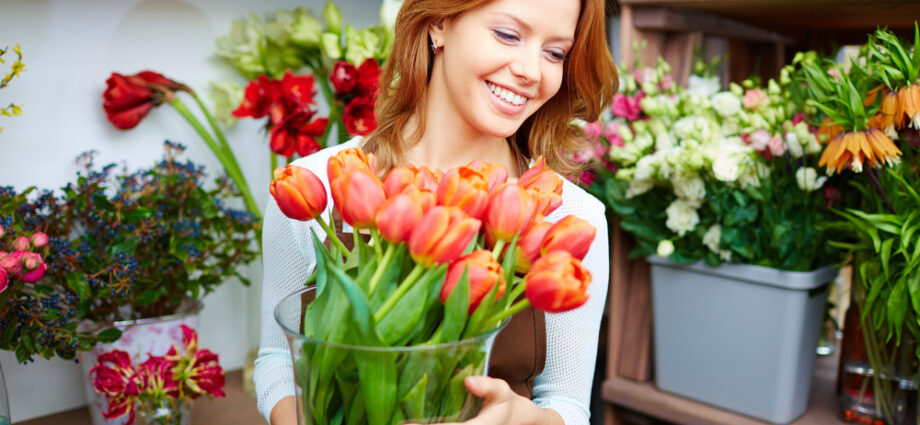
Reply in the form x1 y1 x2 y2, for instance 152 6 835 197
96 328 123 343
400 374 428 421
66 274 91 301
375 268 434 345
887 278 907 344
438 267 471 343
355 350 397 425
880 238 895 278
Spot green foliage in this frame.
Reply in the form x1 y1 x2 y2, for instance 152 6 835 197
0 43 25 132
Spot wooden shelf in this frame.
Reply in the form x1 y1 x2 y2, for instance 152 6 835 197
603 352 845 425
15 370 266 425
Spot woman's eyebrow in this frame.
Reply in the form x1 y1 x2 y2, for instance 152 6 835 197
495 11 574 44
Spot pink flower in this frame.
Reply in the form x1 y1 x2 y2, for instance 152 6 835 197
91 350 142 424
0 251 23 278
748 129 771 151
768 136 785 156
0 268 8 294
137 355 179 399
0 224 4 238
29 232 49 249
659 74 674 91
167 325 226 399
633 67 654 84
20 252 46 283
584 121 603 141
792 112 806 125
12 236 29 251
742 89 769 110
604 123 624 147
611 92 644 122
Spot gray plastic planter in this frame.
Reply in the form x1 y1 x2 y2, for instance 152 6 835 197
648 255 837 424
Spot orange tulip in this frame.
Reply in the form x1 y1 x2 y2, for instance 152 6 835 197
517 158 562 215
327 147 376 183
524 250 591 313
330 168 387 229
515 217 552 273
467 160 508 192
383 165 441 196
375 187 434 244
408 206 481 267
437 166 489 220
440 250 505 314
540 216 596 261
269 165 327 221
484 183 537 243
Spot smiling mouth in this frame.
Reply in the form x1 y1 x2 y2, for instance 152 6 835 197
486 81 528 106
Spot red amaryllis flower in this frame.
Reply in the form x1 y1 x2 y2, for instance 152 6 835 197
269 113 328 157
330 168 388 229
330 61 359 94
517 158 563 216
375 187 435 244
355 59 381 98
484 183 537 243
343 96 377 136
103 71 188 130
437 166 490 220
232 74 280 119
541 215 597 261
270 164 328 221
90 350 142 424
408 206 481 267
441 250 505 314
524 250 591 313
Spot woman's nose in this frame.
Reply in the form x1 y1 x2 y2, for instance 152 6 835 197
509 49 540 85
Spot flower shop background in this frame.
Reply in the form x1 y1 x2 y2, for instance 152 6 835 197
0 0 385 421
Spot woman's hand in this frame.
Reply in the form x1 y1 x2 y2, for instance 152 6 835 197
408 376 565 425
270 396 299 425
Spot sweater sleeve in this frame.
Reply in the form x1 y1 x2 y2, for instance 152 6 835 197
531 181 610 425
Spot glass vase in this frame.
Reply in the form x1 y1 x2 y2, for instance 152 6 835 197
0 361 10 425
135 399 191 425
275 286 507 425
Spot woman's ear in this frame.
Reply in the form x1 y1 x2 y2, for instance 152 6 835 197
428 18 446 48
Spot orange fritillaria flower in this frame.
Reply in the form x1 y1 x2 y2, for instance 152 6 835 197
408 206 481 267
436 166 490 220
900 83 920 129
269 165 328 221
817 117 844 144
440 250 505 315
818 128 901 174
524 250 591 313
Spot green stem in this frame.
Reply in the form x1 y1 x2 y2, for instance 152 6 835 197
368 243 396 293
492 239 506 261
270 153 278 176
315 215 350 261
480 298 530 334
375 264 425 322
316 75 339 148
371 229 383 258
170 97 261 219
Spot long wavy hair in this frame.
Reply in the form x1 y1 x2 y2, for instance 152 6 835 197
360 0 618 177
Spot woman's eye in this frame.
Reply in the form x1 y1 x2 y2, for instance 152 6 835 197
545 50 567 62
493 29 519 42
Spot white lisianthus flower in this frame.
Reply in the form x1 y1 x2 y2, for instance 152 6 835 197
672 174 706 202
712 147 746 182
657 240 675 258
785 131 804 158
795 167 828 192
633 155 657 181
738 161 770 188
703 224 733 261
665 199 701 236
687 75 721 98
711 92 742 117
626 179 654 198
655 133 675 151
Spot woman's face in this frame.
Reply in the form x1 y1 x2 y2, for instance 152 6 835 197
429 0 580 139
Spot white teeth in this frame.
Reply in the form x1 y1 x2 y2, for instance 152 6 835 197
487 82 526 106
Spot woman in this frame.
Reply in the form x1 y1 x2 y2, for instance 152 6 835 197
255 0 618 424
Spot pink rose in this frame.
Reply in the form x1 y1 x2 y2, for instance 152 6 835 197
611 93 643 122
768 137 785 156
584 121 603 141
633 67 654 84
604 123 624 147
659 74 674 91
748 129 771 151
29 232 49 249
742 89 768 110
12 236 30 251
0 268 7 293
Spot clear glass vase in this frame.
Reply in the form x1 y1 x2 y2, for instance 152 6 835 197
0 361 10 425
275 286 507 425
135 399 191 425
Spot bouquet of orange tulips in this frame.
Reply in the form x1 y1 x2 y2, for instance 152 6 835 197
269 147 596 425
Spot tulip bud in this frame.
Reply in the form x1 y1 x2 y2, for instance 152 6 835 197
375 187 432 244
383 165 440 196
30 232 49 249
12 236 30 251
331 168 387 229
517 158 563 215
441 250 505 314
409 206 481 267
524 250 591 313
327 148 376 183
540 216 596 261
0 268 8 293
437 166 489 220
466 160 508 192
484 184 537 243
270 165 328 221
515 218 552 273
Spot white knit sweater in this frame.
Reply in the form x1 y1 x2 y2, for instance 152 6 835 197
254 138 610 425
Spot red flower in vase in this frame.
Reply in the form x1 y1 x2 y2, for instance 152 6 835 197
343 96 377 136
167 325 226 399
103 71 189 129
137 355 180 399
90 350 143 424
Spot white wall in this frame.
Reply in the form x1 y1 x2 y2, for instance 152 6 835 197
0 0 382 421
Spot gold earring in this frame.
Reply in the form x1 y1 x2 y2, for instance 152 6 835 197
431 40 443 54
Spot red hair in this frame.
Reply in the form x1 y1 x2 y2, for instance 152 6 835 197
361 0 618 176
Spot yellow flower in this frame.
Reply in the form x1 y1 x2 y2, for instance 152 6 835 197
818 128 901 174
